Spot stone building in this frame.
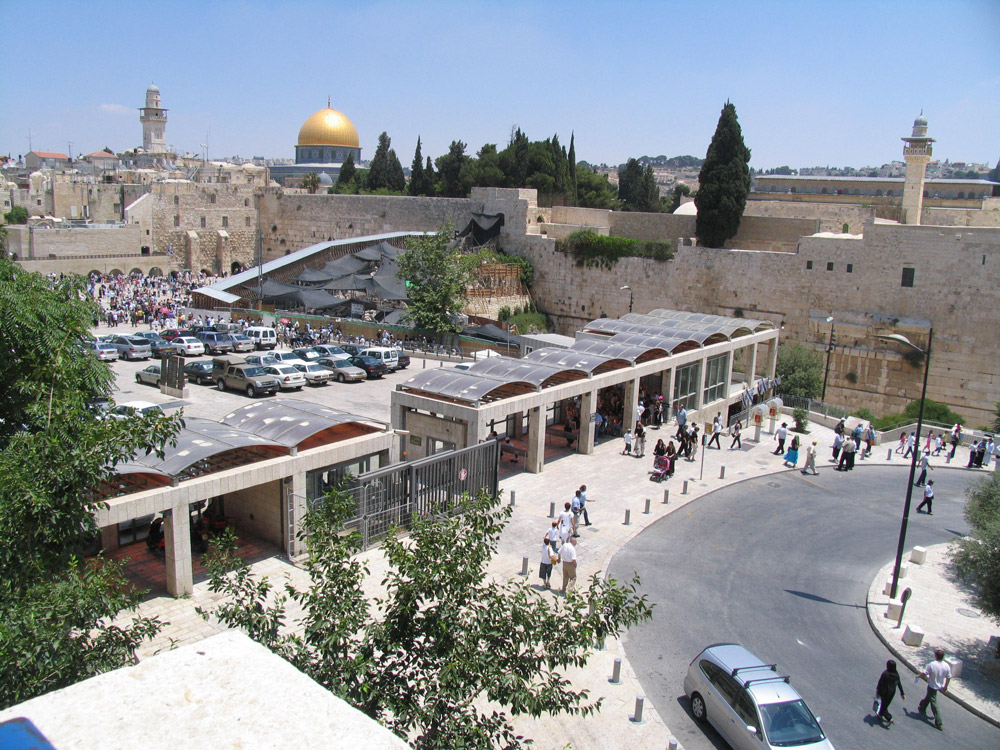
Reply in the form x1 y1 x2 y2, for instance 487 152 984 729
139 83 168 154
269 100 362 188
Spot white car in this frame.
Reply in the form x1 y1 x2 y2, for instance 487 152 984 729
108 400 164 420
271 351 307 367
171 336 206 357
84 340 119 361
263 364 306 390
293 362 333 385
244 353 278 367
230 333 255 353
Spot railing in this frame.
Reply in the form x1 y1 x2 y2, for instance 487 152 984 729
775 393 848 420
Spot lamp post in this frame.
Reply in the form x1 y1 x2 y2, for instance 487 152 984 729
620 285 634 315
876 328 933 600
821 316 835 401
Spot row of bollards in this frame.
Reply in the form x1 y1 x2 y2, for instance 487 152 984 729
509 490 516 507
608 658 647 724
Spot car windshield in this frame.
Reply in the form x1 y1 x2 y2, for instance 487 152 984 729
126 337 148 345
760 699 825 746
244 367 265 377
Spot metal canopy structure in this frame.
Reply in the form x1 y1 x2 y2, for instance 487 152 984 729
221 399 383 450
609 332 701 354
582 318 730 346
522 347 628 376
397 369 535 404
569 338 651 363
467 357 586 388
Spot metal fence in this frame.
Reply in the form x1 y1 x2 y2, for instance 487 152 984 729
776 393 848 421
339 440 501 550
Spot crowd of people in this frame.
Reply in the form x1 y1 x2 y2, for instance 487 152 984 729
538 485 593 595
87 270 220 328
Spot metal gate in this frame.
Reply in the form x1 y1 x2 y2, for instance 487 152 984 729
344 440 500 550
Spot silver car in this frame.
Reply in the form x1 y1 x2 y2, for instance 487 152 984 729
317 357 365 383
684 644 834 750
293 362 333 386
84 340 119 361
263 364 306 390
105 334 152 361
230 333 255 353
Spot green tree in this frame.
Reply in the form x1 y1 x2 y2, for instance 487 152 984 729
423 156 437 196
202 485 652 748
0 258 181 708
336 152 357 188
3 206 29 224
396 225 483 333
989 158 1000 196
567 132 578 205
408 137 429 196
695 101 752 248
386 148 406 193
301 172 321 194
775 343 824 399
366 131 394 191
498 127 530 188
617 158 644 210
667 183 692 213
435 141 470 198
952 473 1000 626
575 167 619 209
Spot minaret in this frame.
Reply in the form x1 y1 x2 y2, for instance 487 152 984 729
901 113 934 225
139 84 168 153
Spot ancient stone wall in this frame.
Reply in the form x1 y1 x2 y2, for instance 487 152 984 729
6 224 144 261
745 199 875 233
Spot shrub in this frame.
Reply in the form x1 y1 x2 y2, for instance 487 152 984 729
792 407 809 433
852 408 875 422
497 306 511 322
845 371 858 384
556 230 673 270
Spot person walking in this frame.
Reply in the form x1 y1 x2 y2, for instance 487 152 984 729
916 480 935 514
837 436 856 471
915 450 933 486
875 659 906 727
801 440 818 475
538 536 557 590
917 648 952 730
773 422 788 455
622 429 633 455
904 432 916 459
675 403 688 441
896 432 908 455
832 432 844 463
570 492 583 537
730 420 742 450
634 421 646 458
783 434 800 468
557 536 578 596
558 502 575 542
948 425 962 459
707 413 723 449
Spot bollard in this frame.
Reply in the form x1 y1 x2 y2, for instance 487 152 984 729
624 509 631 525
422 358 426 369
668 741 678 750
631 695 645 724
662 489 670 504
946 453 952 464
609 657 622 685
682 480 689 495
644 497 651 514
520 556 529 576
510 491 516 507
720 465 726 479
549 501 556 518
887 448 892 461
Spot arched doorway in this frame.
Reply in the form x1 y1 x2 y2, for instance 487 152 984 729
149 267 163 277
230 261 244 275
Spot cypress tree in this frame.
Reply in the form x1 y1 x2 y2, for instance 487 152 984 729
386 148 406 192
409 137 426 196
366 131 393 190
336 152 356 188
568 132 577 205
424 156 437 196
695 101 752 248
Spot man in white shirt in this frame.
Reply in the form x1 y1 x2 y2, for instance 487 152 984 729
773 423 788 455
558 536 578 596
558 502 575 543
918 648 952 730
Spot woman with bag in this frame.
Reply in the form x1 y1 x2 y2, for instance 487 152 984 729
875 659 905 726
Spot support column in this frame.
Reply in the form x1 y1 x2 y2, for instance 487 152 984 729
767 336 779 379
164 506 193 598
660 368 674 405
286 474 308 558
526 405 546 473
747 343 758 385
578 389 596 455
623 377 639 432
100 525 119 553
510 410 524 438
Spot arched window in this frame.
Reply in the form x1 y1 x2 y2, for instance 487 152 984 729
875 189 883 197
854 188 861 195
790 186 797 193
886 189 894 197
923 190 929 197
821 187 828 194
957 191 965 199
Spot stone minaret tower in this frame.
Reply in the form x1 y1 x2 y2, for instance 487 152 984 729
901 113 934 225
139 84 168 153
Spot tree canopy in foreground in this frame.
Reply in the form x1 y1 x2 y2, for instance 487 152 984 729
201 487 653 749
951 472 1000 627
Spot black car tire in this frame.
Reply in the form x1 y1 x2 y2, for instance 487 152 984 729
246 385 256 398
216 379 226 390
337 373 346 383
690 693 707 723
135 374 142 383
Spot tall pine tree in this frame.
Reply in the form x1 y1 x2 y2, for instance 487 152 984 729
567 132 578 206
336 153 356 189
366 131 393 190
386 148 405 192
409 137 426 196
695 101 752 248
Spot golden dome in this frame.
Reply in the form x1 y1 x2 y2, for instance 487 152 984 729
297 106 360 148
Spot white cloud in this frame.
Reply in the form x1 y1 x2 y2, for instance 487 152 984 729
98 103 132 115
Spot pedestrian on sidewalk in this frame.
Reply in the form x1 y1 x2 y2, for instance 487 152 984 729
896 432 908 455
933 433 944 456
539 537 557 590
577 485 593 526
774 422 788 455
915 480 935 514
948 425 961 459
688 424 700 462
707 413 723 449
557 536 578 596
730 420 742 450
634 421 646 458
915 450 933 486
832 432 844 463
622 429 633 455
546 520 560 549
801 440 818 475
837 436 856 470
783 434 800 468
904 432 916 459
559 502 575 541
917 648 952 730
675 402 688 441
874 659 906 727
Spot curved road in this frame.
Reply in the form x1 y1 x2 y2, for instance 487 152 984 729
609 465 1000 750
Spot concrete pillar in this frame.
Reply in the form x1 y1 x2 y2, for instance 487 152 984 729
623 377 639 432
286 474 308 557
725 347 735 396
767 336 779 379
164 506 193 598
100 525 119 553
578 389 596 455
526 405 546 473
747 343 758 385
660 367 674 404
390 402 407 432
510 410 524 438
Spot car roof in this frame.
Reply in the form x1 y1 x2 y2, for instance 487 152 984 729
699 644 801 705
117 400 161 409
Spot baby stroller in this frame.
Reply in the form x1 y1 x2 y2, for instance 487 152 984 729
650 455 671 482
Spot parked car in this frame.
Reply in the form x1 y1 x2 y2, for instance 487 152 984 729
171 336 206 357
183 360 215 385
312 344 351 360
195 331 235 355
135 332 183 358
105 334 152 361
244 353 278 368
108 400 164 420
244 326 278 350
339 343 364 357
230 333 255 353
271 351 307 367
348 355 388 379
316 357 366 383
159 328 190 341
395 351 411 369
292 347 324 362
292 362 333 385
263 364 306 390
356 346 400 371
684 644 834 750
212 357 279 398
135 362 187 387
82 340 119 361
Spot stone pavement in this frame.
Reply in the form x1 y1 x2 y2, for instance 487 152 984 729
867 545 1000 728
116 418 999 749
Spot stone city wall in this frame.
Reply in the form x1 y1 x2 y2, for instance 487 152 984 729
744 199 875 233
6 224 144 261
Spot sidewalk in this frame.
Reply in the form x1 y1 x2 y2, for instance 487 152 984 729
116 420 998 749
867 545 1000 728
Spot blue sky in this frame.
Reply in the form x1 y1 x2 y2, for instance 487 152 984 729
2 0 998 169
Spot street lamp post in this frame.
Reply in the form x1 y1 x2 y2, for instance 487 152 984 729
876 328 933 600
620 285 634 314
821 316 835 401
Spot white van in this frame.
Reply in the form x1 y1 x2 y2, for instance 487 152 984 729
245 327 277 350
358 346 400 370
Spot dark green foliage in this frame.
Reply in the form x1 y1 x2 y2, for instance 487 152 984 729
497 306 511 322
775 343 823 399
667 183 692 213
567 132 577 205
436 141 470 197
408 137 435 196
386 148 406 193
951 473 1000 626
902 398 963 426
202 486 653 748
618 159 660 213
4 206 28 224
992 401 1000 433
556 230 673 269
423 156 437 196
482 249 534 288
852 407 875 423
367 132 404 193
337 152 356 187
574 168 621 209
792 407 809 433
301 172 321 194
0 258 180 708
695 102 752 247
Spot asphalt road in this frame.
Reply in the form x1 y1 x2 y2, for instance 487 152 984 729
608 464 1000 750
